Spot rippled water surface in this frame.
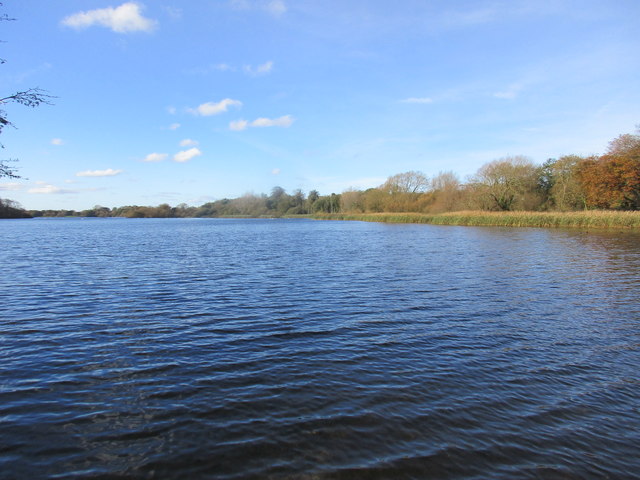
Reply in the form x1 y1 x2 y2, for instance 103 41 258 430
1 218 639 479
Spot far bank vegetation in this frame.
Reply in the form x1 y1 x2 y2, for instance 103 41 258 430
9 128 640 225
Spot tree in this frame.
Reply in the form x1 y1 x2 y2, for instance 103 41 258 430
1 5 53 178
376 171 431 212
578 130 640 210
0 197 30 218
361 188 386 212
281 189 307 215
340 189 364 212
538 155 588 211
470 156 540 211
232 193 267 216
312 193 341 213
380 170 429 194
430 171 461 212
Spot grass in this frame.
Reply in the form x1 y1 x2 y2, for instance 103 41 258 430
313 210 640 229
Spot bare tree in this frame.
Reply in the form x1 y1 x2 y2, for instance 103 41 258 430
381 170 429 194
1 5 54 178
470 156 539 211
430 171 462 212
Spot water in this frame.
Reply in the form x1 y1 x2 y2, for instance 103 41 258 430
1 218 639 479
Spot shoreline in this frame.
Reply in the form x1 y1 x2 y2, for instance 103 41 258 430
8 211 640 229
312 211 640 229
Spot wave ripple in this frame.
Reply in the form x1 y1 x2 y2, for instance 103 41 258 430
1 218 639 479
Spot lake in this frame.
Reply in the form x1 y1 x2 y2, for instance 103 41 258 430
1 218 639 479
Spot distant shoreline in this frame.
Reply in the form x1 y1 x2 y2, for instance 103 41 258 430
312 211 640 229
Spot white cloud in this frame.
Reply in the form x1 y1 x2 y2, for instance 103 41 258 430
174 147 202 163
244 60 274 76
0 182 23 191
179 138 199 147
271 168 281 175
189 98 242 116
51 138 64 146
143 152 168 162
229 119 249 131
251 115 294 127
401 97 433 104
168 122 181 130
28 184 74 194
167 106 177 115
76 168 123 177
61 2 157 33
230 115 294 131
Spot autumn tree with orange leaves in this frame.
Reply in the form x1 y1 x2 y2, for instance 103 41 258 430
578 130 640 210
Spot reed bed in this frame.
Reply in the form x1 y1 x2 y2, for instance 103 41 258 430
313 211 640 229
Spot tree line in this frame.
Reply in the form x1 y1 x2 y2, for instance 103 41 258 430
5 127 640 219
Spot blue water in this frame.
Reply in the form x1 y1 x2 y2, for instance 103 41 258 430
1 218 639 479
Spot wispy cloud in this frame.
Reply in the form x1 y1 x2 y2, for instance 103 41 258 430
494 82 525 100
229 119 249 131
441 6 499 28
401 97 433 104
28 184 76 194
189 99 242 116
231 0 287 17
266 0 287 16
187 61 273 77
143 153 168 162
184 63 235 75
230 0 250 10
51 138 64 146
3 63 52 85
168 122 180 130
212 63 233 72
309 176 387 194
435 2 568 32
179 139 199 147
0 182 23 191
174 148 202 163
162 6 182 20
230 115 294 131
61 2 158 34
243 60 274 76
76 168 123 177
252 115 294 127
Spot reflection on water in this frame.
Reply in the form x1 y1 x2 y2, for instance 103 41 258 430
1 218 639 479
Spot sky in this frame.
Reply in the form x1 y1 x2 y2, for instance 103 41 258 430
1 0 639 210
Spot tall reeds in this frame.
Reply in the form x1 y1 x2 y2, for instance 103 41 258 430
313 211 640 229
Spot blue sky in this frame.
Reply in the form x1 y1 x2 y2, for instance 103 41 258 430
1 0 639 210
